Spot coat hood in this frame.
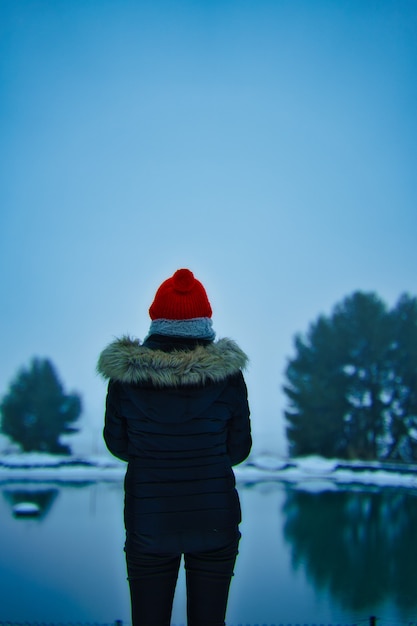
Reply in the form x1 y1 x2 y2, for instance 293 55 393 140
97 336 248 387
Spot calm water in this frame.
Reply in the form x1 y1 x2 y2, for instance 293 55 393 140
1 476 417 625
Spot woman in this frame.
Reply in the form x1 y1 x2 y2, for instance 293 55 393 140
97 268 251 626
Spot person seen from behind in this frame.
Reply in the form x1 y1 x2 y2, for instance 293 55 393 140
97 268 252 626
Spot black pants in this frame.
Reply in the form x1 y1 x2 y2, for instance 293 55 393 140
125 529 240 626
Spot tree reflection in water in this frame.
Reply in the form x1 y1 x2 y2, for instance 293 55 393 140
3 487 59 519
282 486 417 613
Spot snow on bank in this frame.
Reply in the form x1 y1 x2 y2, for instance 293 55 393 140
1 453 417 489
0 453 125 482
239 455 417 490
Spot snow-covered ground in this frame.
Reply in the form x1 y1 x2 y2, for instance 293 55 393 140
1 452 417 488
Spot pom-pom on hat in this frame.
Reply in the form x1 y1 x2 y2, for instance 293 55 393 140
149 269 212 320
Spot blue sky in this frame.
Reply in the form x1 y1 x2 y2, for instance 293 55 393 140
1 0 416 455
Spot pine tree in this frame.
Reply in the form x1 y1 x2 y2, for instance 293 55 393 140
0 358 82 454
284 292 417 461
385 294 417 461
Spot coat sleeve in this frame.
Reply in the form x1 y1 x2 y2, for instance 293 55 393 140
227 371 252 466
103 380 129 462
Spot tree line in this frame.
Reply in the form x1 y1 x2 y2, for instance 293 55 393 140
1 290 416 460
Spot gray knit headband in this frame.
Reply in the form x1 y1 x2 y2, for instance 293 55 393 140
145 317 216 341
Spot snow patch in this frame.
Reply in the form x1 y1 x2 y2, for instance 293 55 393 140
12 502 41 516
1 452 417 489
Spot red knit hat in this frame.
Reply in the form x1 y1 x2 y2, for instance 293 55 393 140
149 269 212 320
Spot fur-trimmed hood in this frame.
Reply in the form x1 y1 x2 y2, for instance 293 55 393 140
97 336 248 387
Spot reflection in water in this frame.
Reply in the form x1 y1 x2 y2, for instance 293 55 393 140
3 487 59 520
1 479 417 623
282 486 417 613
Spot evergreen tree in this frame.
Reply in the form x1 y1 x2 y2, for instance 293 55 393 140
0 358 82 454
284 292 417 461
385 294 417 461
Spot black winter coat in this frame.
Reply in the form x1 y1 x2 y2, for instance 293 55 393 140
97 334 252 538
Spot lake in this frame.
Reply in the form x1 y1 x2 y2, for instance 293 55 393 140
1 474 417 625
